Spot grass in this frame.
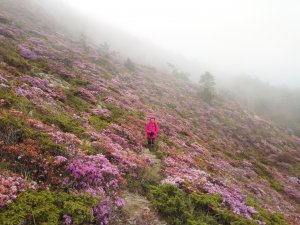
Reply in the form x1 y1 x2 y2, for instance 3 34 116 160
126 166 162 196
246 197 289 225
0 43 31 72
0 111 66 156
88 115 109 131
149 184 257 225
63 88 91 112
151 144 168 160
252 162 284 192
0 112 36 145
100 103 128 123
161 135 176 147
0 87 34 113
289 162 300 178
103 73 114 80
42 110 85 136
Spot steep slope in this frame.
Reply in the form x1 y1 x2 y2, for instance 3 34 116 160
0 0 299 224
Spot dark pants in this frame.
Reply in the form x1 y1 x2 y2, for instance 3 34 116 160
148 138 155 146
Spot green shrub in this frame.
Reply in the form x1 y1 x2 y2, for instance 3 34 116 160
103 103 128 123
43 110 85 136
152 144 167 160
166 103 177 110
0 87 35 113
288 162 300 178
136 110 146 119
150 184 260 225
161 135 176 147
38 134 66 156
0 113 36 145
0 191 98 225
246 198 289 225
179 111 189 119
103 73 114 80
253 162 284 192
70 79 90 87
0 44 31 72
126 166 162 196
89 115 109 131
0 112 66 156
150 184 190 225
64 88 91 112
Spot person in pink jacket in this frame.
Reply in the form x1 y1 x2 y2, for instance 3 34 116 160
145 115 159 148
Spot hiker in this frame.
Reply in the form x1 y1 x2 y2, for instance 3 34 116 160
145 115 159 148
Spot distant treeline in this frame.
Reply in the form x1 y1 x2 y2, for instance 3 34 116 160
219 76 300 136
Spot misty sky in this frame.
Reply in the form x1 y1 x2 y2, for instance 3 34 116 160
64 0 300 87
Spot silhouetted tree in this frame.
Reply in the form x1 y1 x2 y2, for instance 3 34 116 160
166 62 190 79
124 58 135 72
80 33 89 52
199 71 215 103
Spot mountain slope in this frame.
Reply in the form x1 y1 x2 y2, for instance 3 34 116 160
0 1 299 224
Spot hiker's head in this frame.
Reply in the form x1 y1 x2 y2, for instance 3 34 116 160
149 115 155 122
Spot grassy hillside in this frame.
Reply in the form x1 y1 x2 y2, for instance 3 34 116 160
0 1 299 224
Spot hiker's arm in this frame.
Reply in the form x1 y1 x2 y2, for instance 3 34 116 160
145 124 150 133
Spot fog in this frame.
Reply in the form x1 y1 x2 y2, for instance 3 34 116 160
2 0 300 133
45 0 300 88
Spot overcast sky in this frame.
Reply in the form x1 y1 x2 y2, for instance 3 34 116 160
63 0 300 87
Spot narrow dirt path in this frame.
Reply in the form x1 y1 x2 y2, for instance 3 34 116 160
121 147 167 225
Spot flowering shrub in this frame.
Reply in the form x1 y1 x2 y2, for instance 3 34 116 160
26 118 82 155
161 156 258 220
64 154 119 192
18 45 38 61
1 139 62 183
91 108 111 118
64 154 123 224
77 87 97 104
0 174 37 207
150 184 256 225
0 27 14 38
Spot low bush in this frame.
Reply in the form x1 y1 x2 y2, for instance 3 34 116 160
126 166 161 196
0 190 98 225
150 184 259 225
289 162 300 178
253 162 284 192
89 115 109 131
0 44 31 72
63 88 91 112
161 135 176 147
246 198 289 225
43 110 85 136
105 103 128 123
0 112 35 145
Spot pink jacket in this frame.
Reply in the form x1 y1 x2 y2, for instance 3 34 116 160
145 116 159 139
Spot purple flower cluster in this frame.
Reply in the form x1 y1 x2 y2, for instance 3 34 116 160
21 75 65 101
64 154 119 191
77 87 97 104
203 181 257 219
0 174 37 207
63 215 72 225
26 118 82 155
90 108 111 118
64 154 123 224
162 156 257 220
18 45 38 61
0 27 14 38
